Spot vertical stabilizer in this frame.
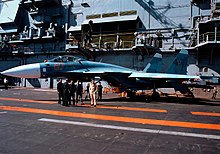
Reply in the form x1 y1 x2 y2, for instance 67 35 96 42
166 49 189 74
143 53 162 73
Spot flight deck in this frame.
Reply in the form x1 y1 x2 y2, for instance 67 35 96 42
0 87 220 153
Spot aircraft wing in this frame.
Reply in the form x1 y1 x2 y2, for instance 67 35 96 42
66 70 104 74
63 70 104 78
129 72 200 80
67 69 132 74
63 70 132 80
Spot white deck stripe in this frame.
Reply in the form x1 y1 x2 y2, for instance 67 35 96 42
39 118 220 140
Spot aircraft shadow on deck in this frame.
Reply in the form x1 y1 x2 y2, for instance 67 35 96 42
27 79 41 88
35 96 220 107
98 96 220 106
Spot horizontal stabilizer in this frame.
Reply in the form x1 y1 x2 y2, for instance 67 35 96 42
129 72 200 80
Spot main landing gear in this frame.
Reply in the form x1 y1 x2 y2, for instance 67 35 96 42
151 89 160 98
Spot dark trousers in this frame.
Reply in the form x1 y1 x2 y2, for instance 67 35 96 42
63 92 71 106
71 93 75 105
98 92 102 100
5 84 8 90
58 92 63 104
76 93 83 103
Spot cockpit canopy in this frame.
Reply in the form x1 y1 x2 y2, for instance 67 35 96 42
49 55 86 62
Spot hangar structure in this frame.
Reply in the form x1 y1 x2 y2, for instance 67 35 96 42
0 0 220 88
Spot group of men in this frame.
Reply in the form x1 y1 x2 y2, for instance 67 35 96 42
57 79 103 107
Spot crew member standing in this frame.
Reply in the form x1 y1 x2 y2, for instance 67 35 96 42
97 82 103 100
76 80 83 104
85 82 90 100
57 79 64 104
212 86 218 99
4 78 8 90
63 79 71 106
70 80 76 105
89 80 97 107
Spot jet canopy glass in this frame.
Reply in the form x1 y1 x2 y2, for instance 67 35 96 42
49 55 85 62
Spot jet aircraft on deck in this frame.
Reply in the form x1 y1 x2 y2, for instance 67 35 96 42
1 49 200 97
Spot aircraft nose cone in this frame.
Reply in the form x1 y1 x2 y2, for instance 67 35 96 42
1 63 41 78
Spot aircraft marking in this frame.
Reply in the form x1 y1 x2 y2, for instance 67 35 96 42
191 112 220 117
54 63 64 70
1 106 220 130
177 59 181 65
0 97 56 104
38 118 220 140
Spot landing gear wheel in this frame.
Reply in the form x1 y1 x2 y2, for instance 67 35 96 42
126 90 135 98
151 91 160 99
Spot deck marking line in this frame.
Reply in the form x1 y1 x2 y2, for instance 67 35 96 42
79 104 167 113
0 97 167 113
39 118 220 140
192 112 220 117
1 106 220 130
0 97 56 104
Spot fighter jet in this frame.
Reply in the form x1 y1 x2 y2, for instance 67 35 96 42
1 49 199 96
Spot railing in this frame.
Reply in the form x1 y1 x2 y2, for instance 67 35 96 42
66 32 135 50
123 41 134 48
198 32 220 44
91 32 135 49
2 28 60 43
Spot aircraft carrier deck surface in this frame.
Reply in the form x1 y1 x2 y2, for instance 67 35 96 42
0 87 220 153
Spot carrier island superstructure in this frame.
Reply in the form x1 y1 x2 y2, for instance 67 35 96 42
0 0 220 88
